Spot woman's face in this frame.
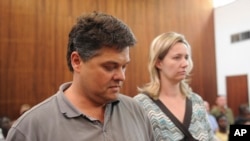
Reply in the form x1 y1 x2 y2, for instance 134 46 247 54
156 42 189 83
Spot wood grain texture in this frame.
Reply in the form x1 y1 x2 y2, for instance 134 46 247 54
0 0 217 119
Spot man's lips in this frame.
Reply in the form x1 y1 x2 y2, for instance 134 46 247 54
109 84 122 90
109 85 121 88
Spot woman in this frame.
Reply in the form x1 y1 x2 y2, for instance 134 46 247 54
134 32 215 141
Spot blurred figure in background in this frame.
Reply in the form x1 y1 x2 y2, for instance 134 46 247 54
215 114 229 141
0 116 12 140
0 117 5 141
211 95 234 125
234 103 250 125
204 101 218 133
10 104 32 126
19 104 31 116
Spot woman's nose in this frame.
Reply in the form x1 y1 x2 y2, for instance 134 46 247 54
181 58 189 67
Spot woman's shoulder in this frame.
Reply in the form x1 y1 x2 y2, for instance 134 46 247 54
188 92 203 100
187 92 205 105
133 93 156 106
133 93 151 101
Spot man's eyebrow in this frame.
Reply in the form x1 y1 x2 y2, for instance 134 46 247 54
103 59 130 64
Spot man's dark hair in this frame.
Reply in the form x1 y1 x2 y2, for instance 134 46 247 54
67 11 137 72
238 104 250 115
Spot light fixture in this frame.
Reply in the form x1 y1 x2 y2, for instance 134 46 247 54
213 0 237 8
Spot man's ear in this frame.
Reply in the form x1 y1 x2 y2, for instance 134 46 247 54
71 51 82 72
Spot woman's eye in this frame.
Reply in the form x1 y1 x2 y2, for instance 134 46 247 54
173 56 181 60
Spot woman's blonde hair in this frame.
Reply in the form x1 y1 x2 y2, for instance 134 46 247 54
138 32 193 99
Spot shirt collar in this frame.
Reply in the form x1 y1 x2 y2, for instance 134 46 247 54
56 82 120 118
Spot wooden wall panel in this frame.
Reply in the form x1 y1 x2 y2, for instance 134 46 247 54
0 0 217 120
227 75 248 118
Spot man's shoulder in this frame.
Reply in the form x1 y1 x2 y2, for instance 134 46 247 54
117 93 132 99
12 94 57 127
116 94 145 110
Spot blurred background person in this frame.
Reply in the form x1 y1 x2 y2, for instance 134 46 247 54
0 117 4 141
0 116 12 140
204 101 218 133
19 104 31 116
211 95 234 125
11 104 32 126
215 114 228 141
234 103 250 125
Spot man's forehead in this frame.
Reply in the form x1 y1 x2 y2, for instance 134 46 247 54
92 47 130 63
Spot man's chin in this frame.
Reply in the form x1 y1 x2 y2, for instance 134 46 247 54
106 93 119 103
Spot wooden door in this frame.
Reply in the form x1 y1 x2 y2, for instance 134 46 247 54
226 74 248 118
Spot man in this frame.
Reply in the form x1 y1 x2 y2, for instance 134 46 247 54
6 11 155 141
211 95 234 125
215 114 229 141
0 116 12 139
234 103 250 125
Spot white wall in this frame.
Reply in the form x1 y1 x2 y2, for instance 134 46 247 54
214 0 250 101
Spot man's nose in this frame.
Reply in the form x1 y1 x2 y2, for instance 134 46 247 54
113 68 126 81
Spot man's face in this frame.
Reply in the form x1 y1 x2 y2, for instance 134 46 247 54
217 96 227 107
218 116 228 129
74 47 130 105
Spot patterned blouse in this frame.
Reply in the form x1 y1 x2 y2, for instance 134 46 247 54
134 93 216 141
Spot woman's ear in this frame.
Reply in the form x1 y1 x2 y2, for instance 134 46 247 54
155 59 162 70
71 51 82 72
